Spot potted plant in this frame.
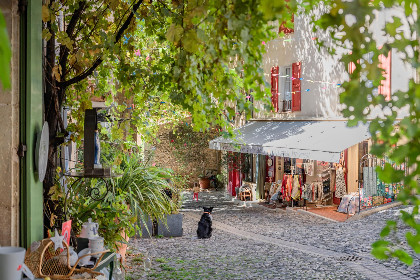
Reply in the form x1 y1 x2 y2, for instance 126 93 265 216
114 153 181 239
198 174 210 189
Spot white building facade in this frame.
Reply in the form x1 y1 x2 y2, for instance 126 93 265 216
210 8 414 210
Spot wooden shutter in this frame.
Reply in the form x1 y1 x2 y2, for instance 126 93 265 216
348 62 356 74
271 66 279 112
291 62 301 112
378 51 391 101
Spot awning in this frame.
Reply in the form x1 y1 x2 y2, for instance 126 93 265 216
209 120 371 163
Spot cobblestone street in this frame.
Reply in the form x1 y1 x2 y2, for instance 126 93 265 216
126 190 420 280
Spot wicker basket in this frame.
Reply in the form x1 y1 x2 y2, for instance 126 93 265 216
24 238 109 280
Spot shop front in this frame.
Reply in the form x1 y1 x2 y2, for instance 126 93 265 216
210 120 399 213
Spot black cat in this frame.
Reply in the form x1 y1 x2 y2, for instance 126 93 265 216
197 207 214 239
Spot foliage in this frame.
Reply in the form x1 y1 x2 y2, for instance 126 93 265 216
42 0 290 149
113 152 179 222
310 0 419 264
220 152 252 179
42 1 292 230
169 121 220 176
39 0 418 265
66 181 136 250
50 151 178 249
0 9 11 89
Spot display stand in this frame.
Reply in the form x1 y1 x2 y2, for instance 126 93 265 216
63 109 122 219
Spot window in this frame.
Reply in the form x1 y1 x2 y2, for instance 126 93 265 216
353 51 391 100
277 63 301 112
378 51 391 101
281 67 292 111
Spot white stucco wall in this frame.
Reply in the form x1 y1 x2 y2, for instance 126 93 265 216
0 0 20 246
253 7 414 121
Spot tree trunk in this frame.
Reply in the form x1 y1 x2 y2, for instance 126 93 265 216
42 0 144 236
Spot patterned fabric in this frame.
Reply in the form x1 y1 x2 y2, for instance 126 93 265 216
291 175 301 200
337 194 359 214
304 161 314 176
335 167 347 198
302 184 312 200
363 167 377 197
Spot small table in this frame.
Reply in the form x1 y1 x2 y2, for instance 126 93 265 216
240 189 252 201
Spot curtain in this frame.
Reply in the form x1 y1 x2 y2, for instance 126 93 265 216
256 154 266 199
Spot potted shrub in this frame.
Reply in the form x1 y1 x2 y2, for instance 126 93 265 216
198 175 210 189
114 154 180 238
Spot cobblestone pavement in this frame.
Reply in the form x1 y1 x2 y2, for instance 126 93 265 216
126 190 419 280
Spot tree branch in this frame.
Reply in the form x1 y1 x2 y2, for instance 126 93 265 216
57 0 144 88
59 1 86 99
67 1 86 40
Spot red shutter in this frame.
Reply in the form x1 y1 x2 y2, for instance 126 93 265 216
271 66 279 112
348 62 356 74
378 51 391 101
279 14 294 34
292 62 301 112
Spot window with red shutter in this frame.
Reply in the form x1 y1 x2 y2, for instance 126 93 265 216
291 62 301 111
378 51 391 101
271 66 279 112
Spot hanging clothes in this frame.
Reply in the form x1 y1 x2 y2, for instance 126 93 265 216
281 174 295 201
291 175 301 200
363 167 377 197
302 184 312 201
313 182 323 201
330 169 336 192
304 160 314 176
335 167 347 198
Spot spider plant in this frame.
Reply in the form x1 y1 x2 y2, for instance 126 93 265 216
113 153 178 235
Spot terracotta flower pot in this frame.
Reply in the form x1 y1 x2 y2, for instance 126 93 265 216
198 177 210 189
116 229 129 264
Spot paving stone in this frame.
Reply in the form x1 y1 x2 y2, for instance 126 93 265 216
126 190 418 280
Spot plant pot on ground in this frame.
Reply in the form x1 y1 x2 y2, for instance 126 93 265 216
198 177 210 189
157 213 183 237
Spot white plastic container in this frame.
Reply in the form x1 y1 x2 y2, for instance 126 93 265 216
0 247 26 280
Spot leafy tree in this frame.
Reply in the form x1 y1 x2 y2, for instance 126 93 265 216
42 0 293 231
42 0 418 265
310 0 419 264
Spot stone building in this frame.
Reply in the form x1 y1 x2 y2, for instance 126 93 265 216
150 120 221 188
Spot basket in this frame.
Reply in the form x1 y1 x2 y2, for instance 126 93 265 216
24 238 109 280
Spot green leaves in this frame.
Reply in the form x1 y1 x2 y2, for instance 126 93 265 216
182 30 200 53
385 17 403 37
375 163 405 183
380 220 397 238
166 24 184 44
259 0 287 20
0 10 11 90
392 250 413 265
311 0 419 266
372 240 391 260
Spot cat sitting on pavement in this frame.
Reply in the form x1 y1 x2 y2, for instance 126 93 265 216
197 207 213 239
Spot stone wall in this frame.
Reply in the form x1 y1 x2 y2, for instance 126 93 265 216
0 0 20 246
151 122 220 187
